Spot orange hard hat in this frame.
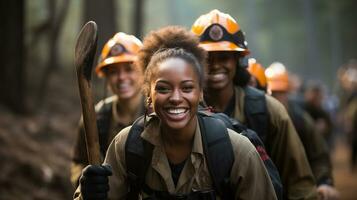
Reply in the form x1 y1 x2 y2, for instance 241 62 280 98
95 32 143 77
247 58 267 88
265 62 289 92
191 9 250 55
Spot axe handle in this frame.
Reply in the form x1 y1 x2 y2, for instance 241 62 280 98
77 72 101 165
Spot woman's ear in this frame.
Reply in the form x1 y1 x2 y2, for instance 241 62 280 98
199 90 204 102
146 96 152 107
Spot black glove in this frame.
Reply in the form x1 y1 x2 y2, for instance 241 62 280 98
80 164 112 200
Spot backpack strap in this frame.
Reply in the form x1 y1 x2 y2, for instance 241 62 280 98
241 128 284 200
197 113 234 200
125 116 154 200
287 100 306 138
200 111 283 200
243 86 270 144
96 102 112 156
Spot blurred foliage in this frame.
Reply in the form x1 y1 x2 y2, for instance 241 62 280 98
25 0 356 91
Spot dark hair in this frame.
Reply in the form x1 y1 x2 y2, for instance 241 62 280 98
234 66 251 87
139 26 207 97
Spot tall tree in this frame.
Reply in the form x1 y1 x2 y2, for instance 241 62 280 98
300 0 321 78
245 0 260 59
36 0 70 105
133 0 145 39
84 0 118 64
327 0 342 85
0 0 26 113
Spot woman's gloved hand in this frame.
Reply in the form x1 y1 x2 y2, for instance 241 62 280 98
80 164 112 200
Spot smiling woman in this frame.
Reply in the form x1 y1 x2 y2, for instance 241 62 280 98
74 26 277 200
144 49 203 135
150 57 201 131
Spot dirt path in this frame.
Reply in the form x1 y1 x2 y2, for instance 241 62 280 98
332 138 357 200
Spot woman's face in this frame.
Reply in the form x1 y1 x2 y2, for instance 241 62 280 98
105 62 142 100
206 51 237 90
149 58 202 131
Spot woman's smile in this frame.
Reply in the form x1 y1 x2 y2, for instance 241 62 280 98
150 58 201 131
163 107 189 121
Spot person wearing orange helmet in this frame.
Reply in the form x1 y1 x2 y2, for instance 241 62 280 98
266 62 340 200
192 9 317 199
74 26 277 200
70 32 145 187
247 58 267 91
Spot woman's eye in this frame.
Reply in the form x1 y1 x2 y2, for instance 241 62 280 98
182 86 194 92
124 65 133 72
155 86 171 93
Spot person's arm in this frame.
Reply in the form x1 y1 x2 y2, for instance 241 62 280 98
73 126 131 200
228 130 277 200
104 126 130 199
266 95 317 200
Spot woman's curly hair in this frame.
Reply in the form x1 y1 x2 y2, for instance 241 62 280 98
137 26 206 71
139 26 207 97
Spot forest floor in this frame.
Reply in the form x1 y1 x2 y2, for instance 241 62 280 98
0 70 80 199
333 138 357 200
0 71 356 199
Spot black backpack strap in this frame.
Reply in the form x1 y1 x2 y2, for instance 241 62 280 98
201 111 283 200
96 102 113 156
241 128 284 200
287 101 306 139
243 86 270 145
125 116 154 200
197 113 234 200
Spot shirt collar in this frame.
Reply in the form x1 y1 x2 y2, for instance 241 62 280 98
141 115 204 156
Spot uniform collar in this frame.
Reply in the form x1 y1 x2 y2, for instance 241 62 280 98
140 114 162 146
234 86 246 123
112 95 145 125
140 114 204 156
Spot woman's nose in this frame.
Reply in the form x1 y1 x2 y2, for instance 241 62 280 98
117 70 128 80
169 89 183 104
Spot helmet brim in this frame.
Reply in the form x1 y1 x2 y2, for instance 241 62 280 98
267 81 289 92
199 41 250 55
95 54 137 77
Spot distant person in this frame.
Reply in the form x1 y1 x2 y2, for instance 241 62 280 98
71 32 145 187
338 60 357 170
74 26 277 200
304 81 333 145
191 9 317 200
288 73 305 107
266 62 339 200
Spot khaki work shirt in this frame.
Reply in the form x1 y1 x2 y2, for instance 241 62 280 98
71 96 143 187
232 87 317 200
74 116 277 200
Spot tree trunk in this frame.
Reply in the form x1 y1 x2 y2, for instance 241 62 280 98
300 0 321 78
84 0 117 65
132 0 145 39
36 0 70 105
328 0 342 84
0 0 26 113
245 0 260 59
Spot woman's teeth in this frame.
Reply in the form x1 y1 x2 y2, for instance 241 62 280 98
167 108 187 114
118 83 130 89
211 73 225 79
